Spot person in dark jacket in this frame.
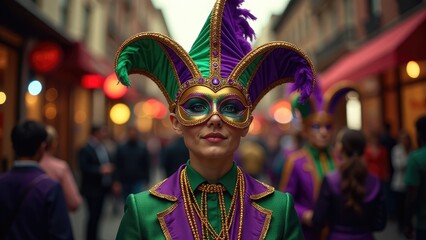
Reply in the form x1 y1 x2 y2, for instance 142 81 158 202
161 135 189 177
0 120 73 240
114 126 151 200
78 124 114 240
310 128 387 240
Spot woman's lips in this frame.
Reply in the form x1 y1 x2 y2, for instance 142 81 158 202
202 132 226 143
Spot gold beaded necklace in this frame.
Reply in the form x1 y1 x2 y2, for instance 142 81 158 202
180 167 245 240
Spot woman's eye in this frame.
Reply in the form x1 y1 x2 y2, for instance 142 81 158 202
220 100 245 115
222 105 238 113
190 104 207 113
181 98 210 114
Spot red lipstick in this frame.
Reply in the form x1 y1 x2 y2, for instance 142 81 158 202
202 132 226 143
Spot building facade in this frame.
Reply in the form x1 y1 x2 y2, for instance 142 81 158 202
0 0 169 172
273 0 426 142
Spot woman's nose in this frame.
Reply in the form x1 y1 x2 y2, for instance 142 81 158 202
207 114 223 128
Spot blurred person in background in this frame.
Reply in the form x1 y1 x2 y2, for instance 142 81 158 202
78 124 114 240
391 130 412 233
237 138 270 183
364 129 391 222
380 122 397 220
272 131 304 188
40 125 82 212
113 125 151 201
113 0 317 238
0 120 73 239
364 130 390 184
160 135 189 177
279 84 359 239
261 119 285 186
310 128 387 240
380 122 397 178
404 115 426 240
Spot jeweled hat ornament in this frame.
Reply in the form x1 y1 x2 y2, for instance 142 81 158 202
115 0 316 129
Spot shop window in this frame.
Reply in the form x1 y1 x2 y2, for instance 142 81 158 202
346 91 362 130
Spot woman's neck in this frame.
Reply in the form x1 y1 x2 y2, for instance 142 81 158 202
189 155 234 183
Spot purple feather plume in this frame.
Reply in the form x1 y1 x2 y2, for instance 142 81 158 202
290 65 320 105
228 0 257 53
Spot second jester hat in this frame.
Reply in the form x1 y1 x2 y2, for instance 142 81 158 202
115 0 316 128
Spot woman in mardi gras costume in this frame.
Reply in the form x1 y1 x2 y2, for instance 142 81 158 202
114 0 316 239
279 83 359 240
311 128 387 240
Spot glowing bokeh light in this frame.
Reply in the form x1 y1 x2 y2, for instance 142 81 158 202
0 92 6 105
269 100 292 124
134 99 167 119
134 101 145 117
45 88 58 101
28 80 42 96
110 103 131 125
273 108 293 124
103 74 127 99
44 103 57 119
406 61 420 78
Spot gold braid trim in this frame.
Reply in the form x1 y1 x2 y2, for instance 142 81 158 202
115 32 200 76
249 180 274 200
149 178 178 202
210 0 226 80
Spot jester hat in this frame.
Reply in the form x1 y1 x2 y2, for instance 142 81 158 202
290 81 359 127
115 0 316 128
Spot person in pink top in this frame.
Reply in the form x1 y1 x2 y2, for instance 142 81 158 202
40 125 82 212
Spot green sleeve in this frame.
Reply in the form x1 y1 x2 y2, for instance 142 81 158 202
405 153 419 186
116 194 142 240
282 193 304 240
116 192 173 240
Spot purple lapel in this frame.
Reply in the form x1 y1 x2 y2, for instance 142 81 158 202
149 165 274 239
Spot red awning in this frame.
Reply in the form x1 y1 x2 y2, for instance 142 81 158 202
320 9 426 90
65 42 114 78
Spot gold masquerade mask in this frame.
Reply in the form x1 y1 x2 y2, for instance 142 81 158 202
176 86 251 128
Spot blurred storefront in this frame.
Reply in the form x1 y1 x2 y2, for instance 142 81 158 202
0 0 172 172
0 1 113 172
320 8 426 143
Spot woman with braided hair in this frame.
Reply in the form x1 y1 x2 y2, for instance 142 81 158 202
308 128 387 240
